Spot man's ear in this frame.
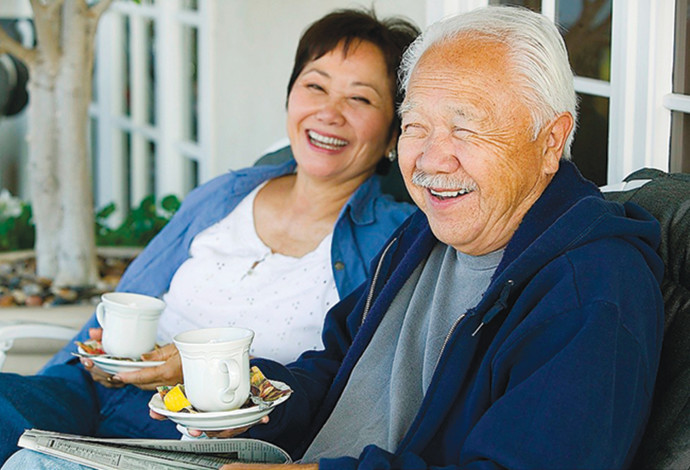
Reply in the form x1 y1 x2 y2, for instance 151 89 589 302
542 112 574 174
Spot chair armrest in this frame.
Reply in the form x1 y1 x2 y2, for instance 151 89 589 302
0 321 78 371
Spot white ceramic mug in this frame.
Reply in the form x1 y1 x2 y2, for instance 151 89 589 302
174 327 254 412
95 292 165 358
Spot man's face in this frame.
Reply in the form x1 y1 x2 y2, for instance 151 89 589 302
398 38 564 255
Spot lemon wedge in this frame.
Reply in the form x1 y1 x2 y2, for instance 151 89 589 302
163 384 192 412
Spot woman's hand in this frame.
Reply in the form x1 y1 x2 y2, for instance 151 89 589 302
80 355 126 388
112 343 183 390
80 328 126 388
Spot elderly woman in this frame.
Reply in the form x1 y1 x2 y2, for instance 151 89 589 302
0 8 420 466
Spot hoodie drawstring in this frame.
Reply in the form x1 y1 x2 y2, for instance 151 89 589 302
472 280 514 336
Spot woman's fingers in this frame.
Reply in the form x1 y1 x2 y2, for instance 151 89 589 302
80 357 125 388
141 343 177 362
114 352 183 390
88 328 103 341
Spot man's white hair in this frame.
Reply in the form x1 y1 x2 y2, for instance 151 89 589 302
399 6 578 159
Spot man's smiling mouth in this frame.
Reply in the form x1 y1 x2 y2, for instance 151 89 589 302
428 188 474 200
412 170 477 200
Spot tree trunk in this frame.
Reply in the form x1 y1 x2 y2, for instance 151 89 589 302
53 0 98 286
26 64 60 279
2 0 114 286
26 0 102 286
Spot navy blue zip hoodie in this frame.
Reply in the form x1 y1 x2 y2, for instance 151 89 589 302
251 160 664 470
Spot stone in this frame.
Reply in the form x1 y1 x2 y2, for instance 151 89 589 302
52 288 79 303
11 289 27 304
22 282 43 296
25 295 43 307
0 294 15 307
0 251 136 309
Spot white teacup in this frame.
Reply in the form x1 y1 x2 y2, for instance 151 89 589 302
95 292 165 358
174 327 254 412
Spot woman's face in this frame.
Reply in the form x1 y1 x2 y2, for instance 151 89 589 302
286 40 396 185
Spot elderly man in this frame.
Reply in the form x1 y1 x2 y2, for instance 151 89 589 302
4 5 664 470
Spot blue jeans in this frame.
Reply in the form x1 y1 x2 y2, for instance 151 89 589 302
2 450 90 470
0 363 178 464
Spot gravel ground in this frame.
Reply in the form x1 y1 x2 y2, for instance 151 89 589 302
0 251 135 308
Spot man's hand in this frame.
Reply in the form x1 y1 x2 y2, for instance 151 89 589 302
149 410 270 438
221 464 318 469
113 343 183 390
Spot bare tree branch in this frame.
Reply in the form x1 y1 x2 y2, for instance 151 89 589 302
89 0 115 22
31 0 63 69
0 26 36 66
29 0 45 15
45 0 67 15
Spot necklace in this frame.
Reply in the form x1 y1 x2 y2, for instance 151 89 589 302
240 252 271 280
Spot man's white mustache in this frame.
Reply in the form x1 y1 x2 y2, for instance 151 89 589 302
411 170 478 192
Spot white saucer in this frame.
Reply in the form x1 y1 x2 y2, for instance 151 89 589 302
74 347 165 374
148 382 291 431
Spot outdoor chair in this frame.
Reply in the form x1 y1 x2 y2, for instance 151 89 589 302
0 321 78 371
602 168 690 469
0 163 687 470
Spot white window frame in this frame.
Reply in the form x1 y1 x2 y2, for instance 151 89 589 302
90 0 213 216
426 0 679 184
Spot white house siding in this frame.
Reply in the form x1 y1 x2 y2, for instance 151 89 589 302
208 0 426 175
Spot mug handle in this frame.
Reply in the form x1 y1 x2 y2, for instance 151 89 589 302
219 359 240 404
96 302 107 328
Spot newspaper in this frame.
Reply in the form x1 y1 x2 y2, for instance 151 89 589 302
18 429 291 469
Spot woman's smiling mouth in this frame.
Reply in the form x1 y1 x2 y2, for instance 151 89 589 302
308 130 349 150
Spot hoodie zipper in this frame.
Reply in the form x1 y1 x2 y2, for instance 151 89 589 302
361 237 398 324
434 279 515 370
433 312 467 371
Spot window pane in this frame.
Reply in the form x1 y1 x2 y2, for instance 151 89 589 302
182 0 199 11
123 15 131 117
90 117 99 199
558 0 612 81
147 20 156 126
124 131 132 210
182 26 198 143
489 0 541 10
670 0 690 171
148 140 157 198
670 112 690 173
571 94 609 186
185 158 199 194
674 0 690 94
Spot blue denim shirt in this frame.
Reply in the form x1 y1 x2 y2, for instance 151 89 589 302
43 159 415 369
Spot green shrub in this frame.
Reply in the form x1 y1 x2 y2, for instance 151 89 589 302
96 194 180 246
0 190 35 251
0 190 180 252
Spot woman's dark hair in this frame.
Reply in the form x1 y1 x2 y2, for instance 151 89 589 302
287 8 420 169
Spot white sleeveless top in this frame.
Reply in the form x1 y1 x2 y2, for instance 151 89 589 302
158 183 339 364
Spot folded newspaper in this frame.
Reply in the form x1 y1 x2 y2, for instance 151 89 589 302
18 429 291 469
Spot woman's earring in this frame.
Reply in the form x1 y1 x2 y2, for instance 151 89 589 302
387 148 397 162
